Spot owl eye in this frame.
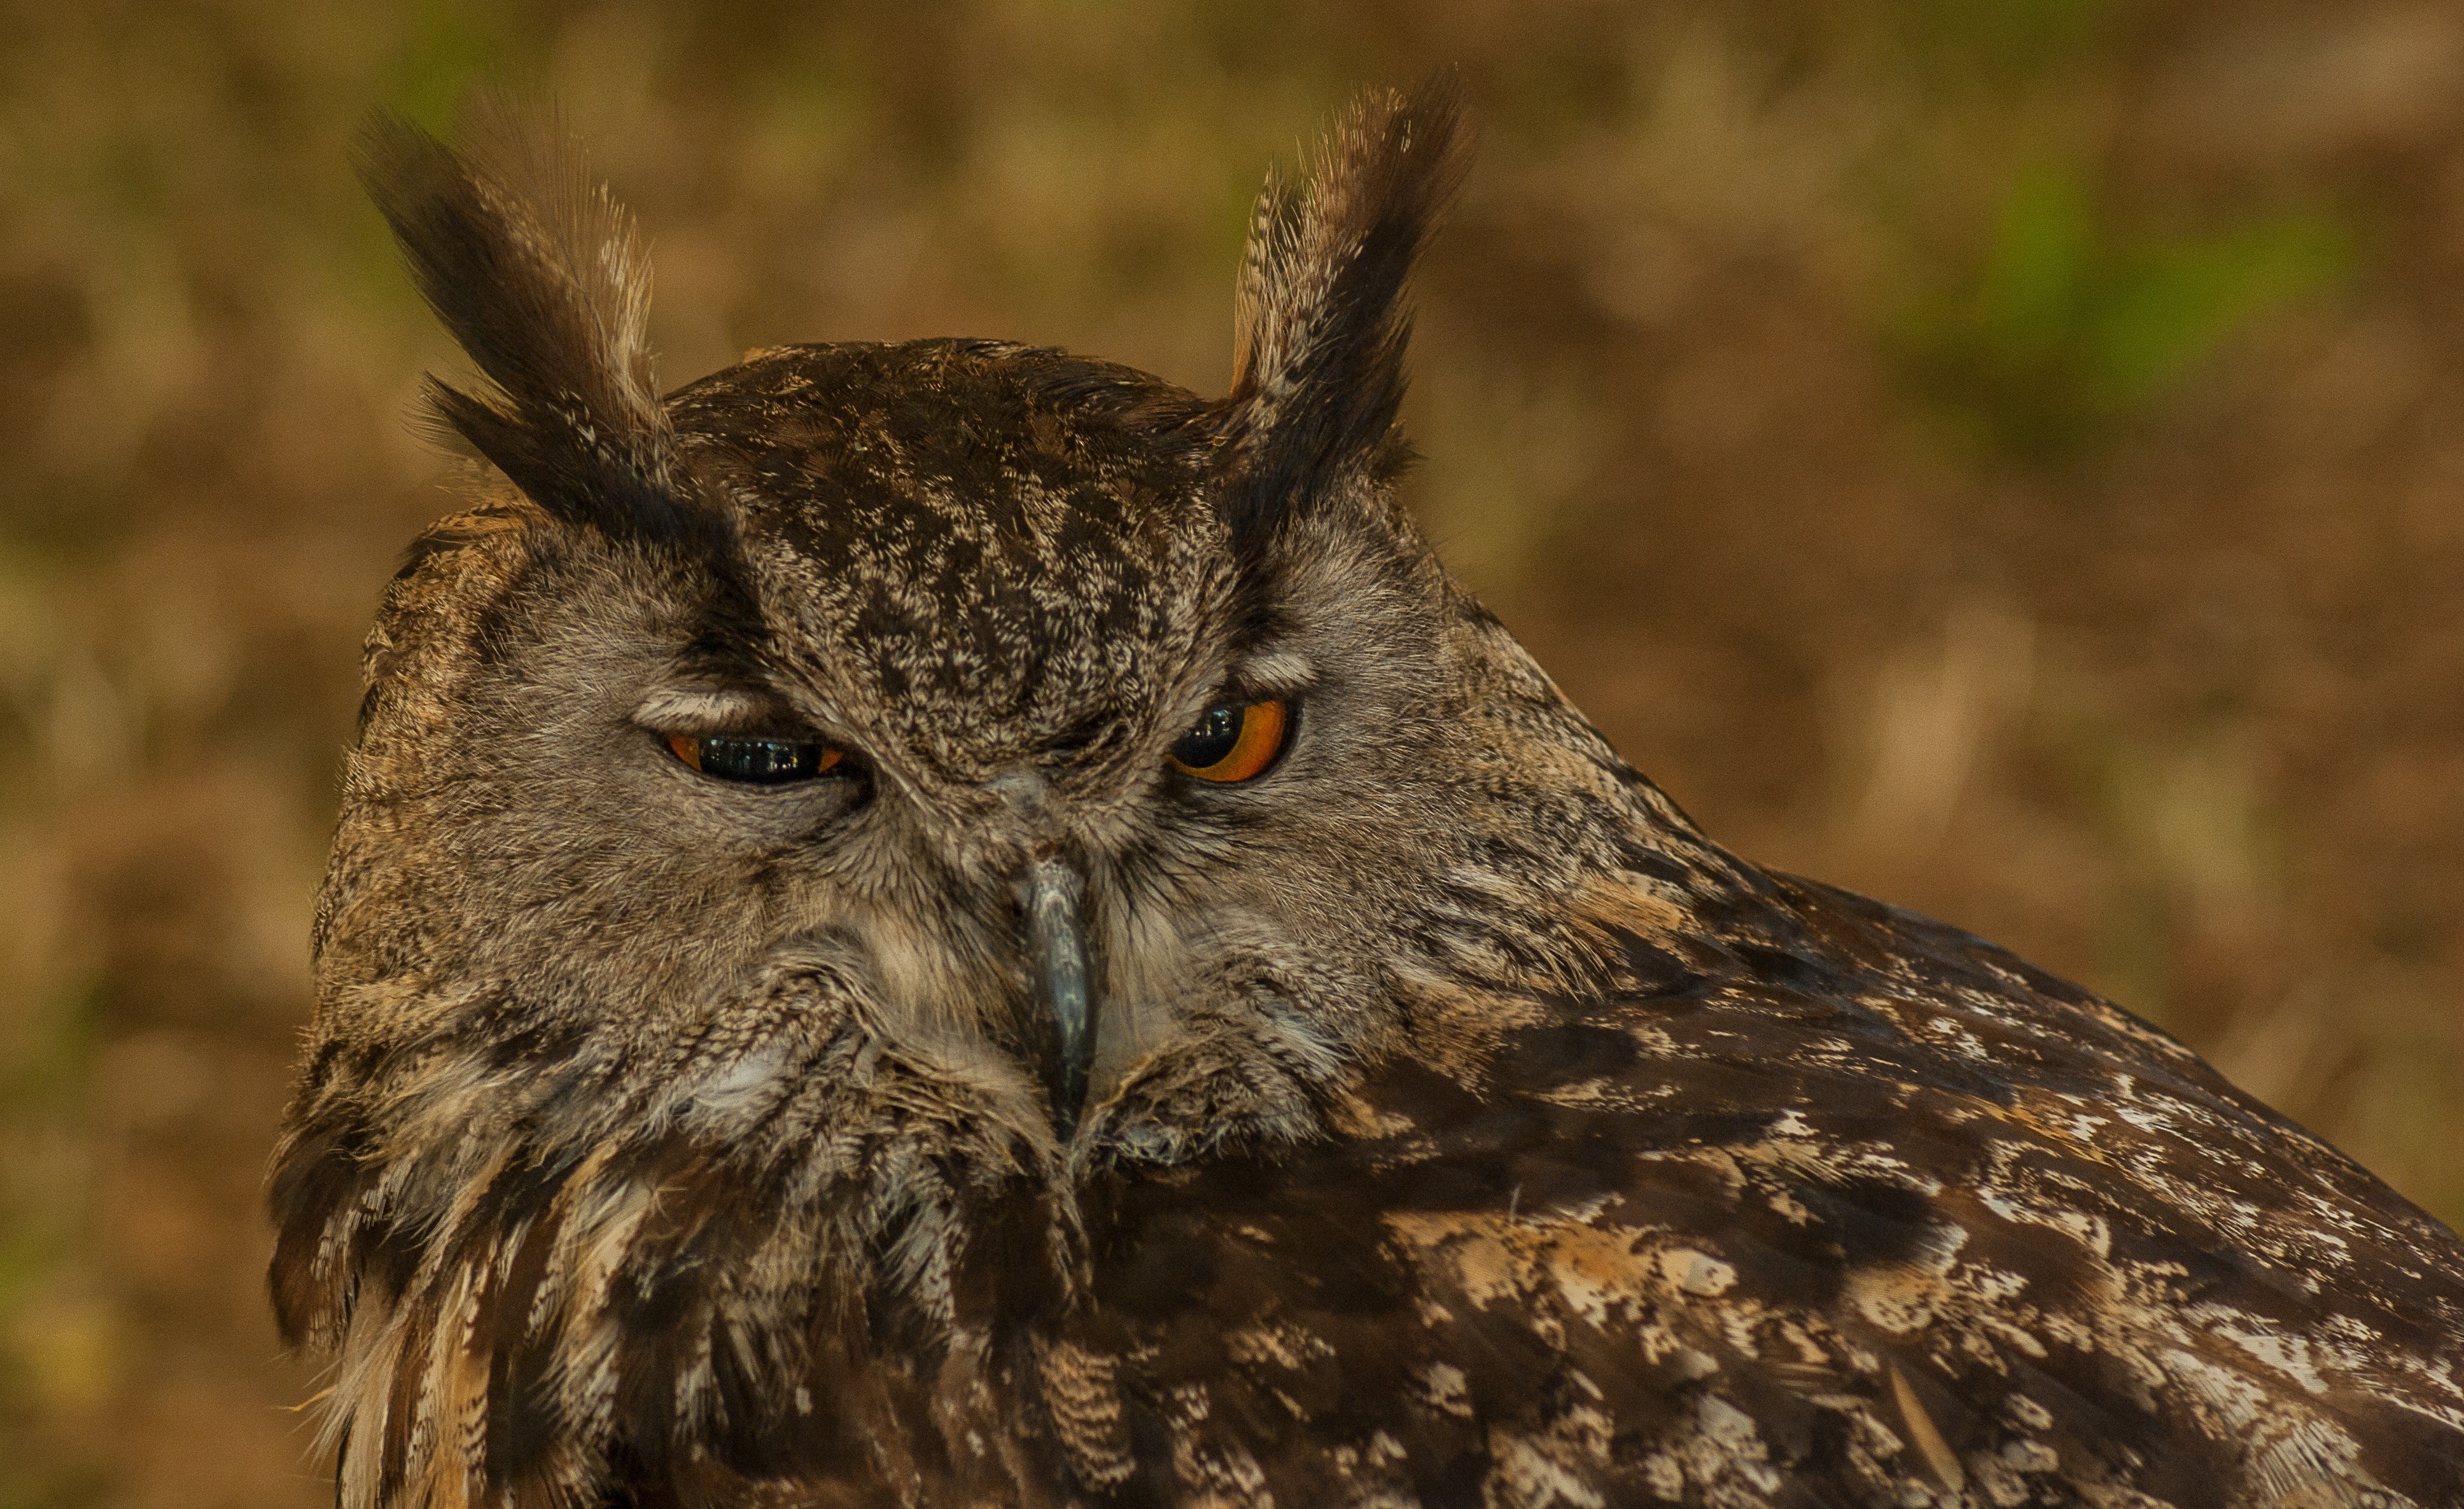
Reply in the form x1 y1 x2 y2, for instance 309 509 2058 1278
1167 699 1289 783
667 734 844 785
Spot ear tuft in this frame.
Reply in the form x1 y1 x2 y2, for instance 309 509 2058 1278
358 101 689 539
1216 76 1471 544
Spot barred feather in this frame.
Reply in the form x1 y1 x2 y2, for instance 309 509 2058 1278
272 87 2464 1509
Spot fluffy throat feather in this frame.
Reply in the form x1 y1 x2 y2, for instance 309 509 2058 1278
268 852 1691 1505
272 974 1076 1504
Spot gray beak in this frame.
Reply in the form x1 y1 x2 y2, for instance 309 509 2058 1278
1022 852 1095 1137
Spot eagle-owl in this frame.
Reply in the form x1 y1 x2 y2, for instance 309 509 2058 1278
270 85 2464 1507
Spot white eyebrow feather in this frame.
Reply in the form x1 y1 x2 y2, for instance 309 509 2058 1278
1241 650 1315 690
631 685 784 729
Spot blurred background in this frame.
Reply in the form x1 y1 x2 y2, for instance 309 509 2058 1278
4 0 2464 1501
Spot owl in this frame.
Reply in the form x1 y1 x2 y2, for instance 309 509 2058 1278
269 84 2464 1508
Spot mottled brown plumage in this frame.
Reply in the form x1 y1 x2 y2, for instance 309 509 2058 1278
271 84 2464 1508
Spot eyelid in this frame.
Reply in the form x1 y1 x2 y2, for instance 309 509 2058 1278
632 686 844 744
1205 667 1314 712
633 685 792 732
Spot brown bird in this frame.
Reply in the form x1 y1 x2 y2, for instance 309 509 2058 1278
270 83 2464 1507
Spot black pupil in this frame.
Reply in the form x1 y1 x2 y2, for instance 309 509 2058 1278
1172 706 1242 769
699 737 826 784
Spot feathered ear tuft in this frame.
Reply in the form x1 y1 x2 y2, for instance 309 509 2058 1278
358 101 689 539
1215 76 1470 545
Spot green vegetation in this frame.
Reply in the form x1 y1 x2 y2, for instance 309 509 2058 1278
1900 164 2350 456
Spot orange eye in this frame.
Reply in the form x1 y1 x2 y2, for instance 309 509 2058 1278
668 734 843 785
1167 699 1289 783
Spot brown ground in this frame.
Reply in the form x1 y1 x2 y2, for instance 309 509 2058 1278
4 3 2462 1503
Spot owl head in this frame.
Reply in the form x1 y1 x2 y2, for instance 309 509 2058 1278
270 84 1716 1501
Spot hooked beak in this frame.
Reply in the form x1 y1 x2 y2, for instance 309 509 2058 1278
1021 851 1095 1138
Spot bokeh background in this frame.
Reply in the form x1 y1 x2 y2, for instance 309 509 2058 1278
5 0 2464 1501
